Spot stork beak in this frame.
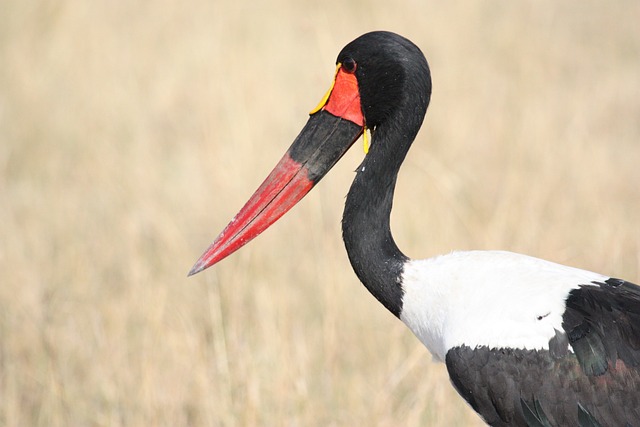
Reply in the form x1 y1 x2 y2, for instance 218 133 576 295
189 65 364 276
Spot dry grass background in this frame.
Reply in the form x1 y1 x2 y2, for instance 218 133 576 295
1 0 639 425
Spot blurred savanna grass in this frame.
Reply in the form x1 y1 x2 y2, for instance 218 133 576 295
1 0 639 425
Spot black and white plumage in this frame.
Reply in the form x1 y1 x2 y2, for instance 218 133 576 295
403 252 640 425
190 31 640 426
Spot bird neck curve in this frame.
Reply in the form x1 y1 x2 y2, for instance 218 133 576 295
341 109 424 318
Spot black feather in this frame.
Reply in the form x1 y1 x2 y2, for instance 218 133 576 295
520 398 552 427
577 402 602 427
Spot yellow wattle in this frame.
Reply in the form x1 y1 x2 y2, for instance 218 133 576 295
309 63 341 115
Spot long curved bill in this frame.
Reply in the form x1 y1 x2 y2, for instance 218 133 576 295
189 64 364 276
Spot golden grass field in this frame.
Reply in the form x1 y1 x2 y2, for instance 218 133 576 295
2 0 639 425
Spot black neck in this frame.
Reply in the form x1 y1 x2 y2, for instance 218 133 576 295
341 115 422 318
339 38 431 318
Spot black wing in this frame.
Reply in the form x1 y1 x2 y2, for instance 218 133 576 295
445 278 640 427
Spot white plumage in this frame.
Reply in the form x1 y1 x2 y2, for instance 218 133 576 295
400 251 607 361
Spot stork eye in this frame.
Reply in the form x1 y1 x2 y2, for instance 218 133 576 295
342 58 357 73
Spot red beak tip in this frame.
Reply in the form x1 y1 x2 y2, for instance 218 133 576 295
187 259 209 277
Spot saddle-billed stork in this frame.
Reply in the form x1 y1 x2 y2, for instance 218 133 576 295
189 31 640 426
